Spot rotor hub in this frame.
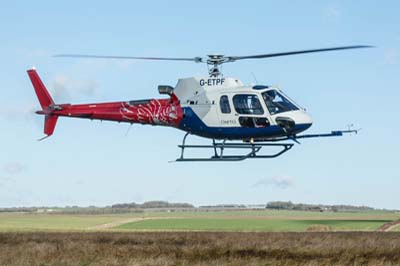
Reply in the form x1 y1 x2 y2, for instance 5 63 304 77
205 55 228 77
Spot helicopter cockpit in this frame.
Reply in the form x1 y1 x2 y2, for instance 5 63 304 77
216 87 304 129
260 89 300 115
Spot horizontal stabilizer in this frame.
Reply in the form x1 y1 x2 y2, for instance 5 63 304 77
44 115 58 136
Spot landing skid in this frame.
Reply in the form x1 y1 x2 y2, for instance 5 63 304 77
176 133 294 162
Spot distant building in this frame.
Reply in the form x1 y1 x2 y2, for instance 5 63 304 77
246 204 267 209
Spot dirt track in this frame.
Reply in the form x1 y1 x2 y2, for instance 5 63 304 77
88 217 147 230
88 217 179 230
377 220 400 232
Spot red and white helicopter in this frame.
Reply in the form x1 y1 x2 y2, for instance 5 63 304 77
28 45 370 161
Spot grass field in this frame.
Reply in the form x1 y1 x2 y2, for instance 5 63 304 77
117 218 390 231
0 210 399 265
1 232 400 266
0 210 398 232
0 213 131 231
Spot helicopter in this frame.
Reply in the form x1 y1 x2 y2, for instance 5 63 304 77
28 45 371 161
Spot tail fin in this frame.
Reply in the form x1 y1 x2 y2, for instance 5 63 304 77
27 68 54 110
27 68 58 139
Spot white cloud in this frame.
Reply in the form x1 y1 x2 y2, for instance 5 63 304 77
0 177 12 188
2 162 26 175
252 176 294 189
0 104 37 121
50 74 99 102
383 48 399 65
325 6 341 18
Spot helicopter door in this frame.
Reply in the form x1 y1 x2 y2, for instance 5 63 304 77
217 95 238 127
232 94 270 128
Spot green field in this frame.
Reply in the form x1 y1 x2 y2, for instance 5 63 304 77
0 213 130 231
0 210 398 232
117 218 390 231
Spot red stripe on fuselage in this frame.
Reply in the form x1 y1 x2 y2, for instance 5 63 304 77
46 97 183 127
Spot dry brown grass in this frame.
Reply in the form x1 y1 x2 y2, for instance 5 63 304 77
0 232 399 266
306 225 332 232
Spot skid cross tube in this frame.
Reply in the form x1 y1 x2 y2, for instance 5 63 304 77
176 133 294 162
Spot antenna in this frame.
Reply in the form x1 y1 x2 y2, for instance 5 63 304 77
125 123 133 136
251 72 258 84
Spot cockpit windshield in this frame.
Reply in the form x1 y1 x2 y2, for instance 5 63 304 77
261 90 299 115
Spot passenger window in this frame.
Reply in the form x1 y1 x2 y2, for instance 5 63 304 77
219 95 231 114
239 117 270 128
233 94 264 115
239 117 255 127
255 118 270 127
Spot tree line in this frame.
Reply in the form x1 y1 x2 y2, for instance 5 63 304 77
266 201 375 212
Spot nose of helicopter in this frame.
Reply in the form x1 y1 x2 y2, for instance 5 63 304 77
291 110 313 133
302 111 313 126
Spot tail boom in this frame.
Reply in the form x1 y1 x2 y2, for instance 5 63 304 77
28 69 184 138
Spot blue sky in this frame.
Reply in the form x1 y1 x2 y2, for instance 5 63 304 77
0 1 399 208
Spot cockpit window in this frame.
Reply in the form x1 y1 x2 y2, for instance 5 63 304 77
233 94 264 115
262 90 299 115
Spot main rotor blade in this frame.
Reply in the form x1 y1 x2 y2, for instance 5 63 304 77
54 54 203 62
227 45 373 61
